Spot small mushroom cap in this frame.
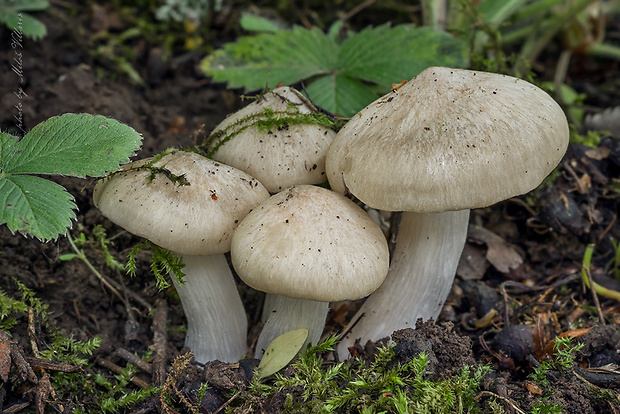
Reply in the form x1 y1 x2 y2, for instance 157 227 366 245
93 151 270 255
206 86 336 193
230 185 389 302
326 67 570 212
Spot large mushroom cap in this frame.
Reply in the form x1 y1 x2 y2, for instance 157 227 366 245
205 86 336 193
230 185 389 302
94 151 270 255
326 67 570 212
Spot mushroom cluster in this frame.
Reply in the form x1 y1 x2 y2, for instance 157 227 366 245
94 67 570 364
327 67 570 357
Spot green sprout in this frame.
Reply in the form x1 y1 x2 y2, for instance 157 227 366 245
582 243 620 302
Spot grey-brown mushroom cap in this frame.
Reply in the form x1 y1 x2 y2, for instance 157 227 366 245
207 86 336 193
93 151 270 256
230 185 389 302
326 67 570 212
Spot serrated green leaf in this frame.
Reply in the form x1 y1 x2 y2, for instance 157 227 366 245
257 328 308 379
0 174 75 240
201 26 339 91
1 113 142 177
305 74 378 117
201 23 468 116
339 25 468 87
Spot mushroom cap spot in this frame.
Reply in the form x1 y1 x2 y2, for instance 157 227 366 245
208 86 336 193
230 185 389 302
326 67 570 212
93 151 270 255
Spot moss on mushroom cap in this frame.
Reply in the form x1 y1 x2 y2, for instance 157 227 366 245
93 151 270 256
205 87 336 193
326 67 570 212
231 185 389 302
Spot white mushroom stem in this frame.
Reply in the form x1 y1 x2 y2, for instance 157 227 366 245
255 295 329 358
171 254 248 363
261 293 277 322
336 210 470 358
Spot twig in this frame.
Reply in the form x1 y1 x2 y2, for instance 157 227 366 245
564 162 587 194
341 0 377 22
25 357 80 373
28 309 57 414
0 330 37 383
116 348 153 374
213 390 242 414
66 233 125 302
597 213 617 244
151 299 169 386
66 233 153 312
475 391 526 414
127 399 157 414
96 358 150 389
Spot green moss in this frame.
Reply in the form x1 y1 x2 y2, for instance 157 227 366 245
202 103 342 159
245 336 490 413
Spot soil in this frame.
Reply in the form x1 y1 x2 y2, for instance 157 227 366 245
0 2 619 413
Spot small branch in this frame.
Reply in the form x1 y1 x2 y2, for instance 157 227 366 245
116 348 153 374
96 358 150 389
151 299 169 386
66 233 153 312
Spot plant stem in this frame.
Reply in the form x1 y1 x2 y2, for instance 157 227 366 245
516 0 593 72
581 243 620 303
66 233 124 302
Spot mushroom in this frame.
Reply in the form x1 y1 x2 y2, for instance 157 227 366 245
203 86 339 326
93 151 270 363
326 67 570 357
230 185 389 357
202 86 337 193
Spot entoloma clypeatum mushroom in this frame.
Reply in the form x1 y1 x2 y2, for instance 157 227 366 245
326 67 570 357
93 150 270 363
230 185 389 357
203 86 337 193
203 86 339 328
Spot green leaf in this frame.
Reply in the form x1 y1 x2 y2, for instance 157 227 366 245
201 23 468 116
240 12 283 33
3 0 49 12
339 25 468 87
0 0 49 39
257 328 309 379
0 174 75 240
305 74 378 117
1 12 46 39
58 253 80 261
202 26 339 92
0 114 142 240
1 113 142 177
